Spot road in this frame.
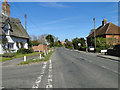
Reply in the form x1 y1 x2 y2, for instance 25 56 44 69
2 47 118 88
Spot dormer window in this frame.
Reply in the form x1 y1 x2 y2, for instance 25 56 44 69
3 23 11 35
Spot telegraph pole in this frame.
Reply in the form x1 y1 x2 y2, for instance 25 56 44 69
93 17 96 49
25 14 27 31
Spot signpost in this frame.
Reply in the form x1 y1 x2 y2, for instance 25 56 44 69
78 43 81 47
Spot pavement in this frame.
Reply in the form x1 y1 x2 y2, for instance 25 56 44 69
71 49 119 61
2 47 119 88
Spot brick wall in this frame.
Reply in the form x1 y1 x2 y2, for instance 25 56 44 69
32 44 47 52
106 35 120 45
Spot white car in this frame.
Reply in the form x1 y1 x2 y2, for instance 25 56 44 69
88 46 95 52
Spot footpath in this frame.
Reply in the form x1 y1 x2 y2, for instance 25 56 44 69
70 49 119 61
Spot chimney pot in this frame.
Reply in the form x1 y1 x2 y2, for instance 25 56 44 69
102 19 107 26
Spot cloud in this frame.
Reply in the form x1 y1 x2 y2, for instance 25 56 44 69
39 2 70 8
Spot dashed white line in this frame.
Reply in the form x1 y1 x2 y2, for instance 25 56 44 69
46 59 53 88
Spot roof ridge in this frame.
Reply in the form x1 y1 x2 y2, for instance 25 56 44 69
105 23 111 34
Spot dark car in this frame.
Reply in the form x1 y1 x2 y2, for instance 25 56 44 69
107 45 120 57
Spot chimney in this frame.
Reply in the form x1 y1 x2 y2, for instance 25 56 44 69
102 19 107 26
1 0 10 17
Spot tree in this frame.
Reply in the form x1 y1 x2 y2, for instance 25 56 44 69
72 37 85 50
46 34 54 47
64 39 72 49
72 38 79 49
93 37 110 50
38 34 47 45
65 39 69 43
31 35 38 41
1 36 8 53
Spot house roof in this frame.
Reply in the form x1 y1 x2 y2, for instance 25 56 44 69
87 22 120 38
0 13 30 39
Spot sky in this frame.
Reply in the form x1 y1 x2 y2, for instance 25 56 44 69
0 2 118 41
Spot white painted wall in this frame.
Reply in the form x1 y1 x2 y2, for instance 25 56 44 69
0 36 3 54
0 35 29 54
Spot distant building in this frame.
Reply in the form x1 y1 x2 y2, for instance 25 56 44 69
61 41 66 45
0 0 30 54
87 19 120 46
32 44 47 52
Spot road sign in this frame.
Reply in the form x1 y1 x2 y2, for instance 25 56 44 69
78 43 81 46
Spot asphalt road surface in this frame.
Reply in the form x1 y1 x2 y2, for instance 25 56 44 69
2 47 118 88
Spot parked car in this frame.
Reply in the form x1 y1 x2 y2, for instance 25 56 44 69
107 45 120 57
88 46 95 52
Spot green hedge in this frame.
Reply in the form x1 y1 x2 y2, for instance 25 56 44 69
2 53 15 58
17 48 34 54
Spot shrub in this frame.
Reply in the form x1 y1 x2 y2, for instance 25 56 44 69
17 48 34 54
41 52 45 57
2 53 15 58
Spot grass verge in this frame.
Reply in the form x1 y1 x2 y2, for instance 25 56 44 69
18 50 55 65
0 52 40 62
0 57 12 62
14 52 39 58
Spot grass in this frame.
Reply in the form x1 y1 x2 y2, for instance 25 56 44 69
0 57 12 62
0 52 40 62
14 52 39 58
18 50 55 65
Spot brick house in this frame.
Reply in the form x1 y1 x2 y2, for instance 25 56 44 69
61 41 66 45
87 19 120 46
32 44 47 52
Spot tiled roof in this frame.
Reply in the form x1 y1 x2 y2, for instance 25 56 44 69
87 22 120 38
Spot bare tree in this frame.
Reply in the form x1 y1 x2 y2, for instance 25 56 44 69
38 34 48 45
30 35 38 41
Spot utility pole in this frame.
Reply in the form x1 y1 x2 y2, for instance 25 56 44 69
25 14 27 31
93 17 96 49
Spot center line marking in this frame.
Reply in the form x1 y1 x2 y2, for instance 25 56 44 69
46 59 53 88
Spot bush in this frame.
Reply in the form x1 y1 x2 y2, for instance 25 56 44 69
41 52 45 57
17 48 34 54
96 46 108 53
2 53 15 58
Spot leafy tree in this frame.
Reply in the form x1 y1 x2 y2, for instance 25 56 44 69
1 36 8 53
65 39 72 49
72 38 79 49
72 37 85 50
46 34 54 47
93 37 110 52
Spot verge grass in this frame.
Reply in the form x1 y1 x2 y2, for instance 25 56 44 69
18 50 55 65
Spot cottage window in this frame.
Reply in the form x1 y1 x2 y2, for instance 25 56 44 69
8 43 14 49
4 23 11 35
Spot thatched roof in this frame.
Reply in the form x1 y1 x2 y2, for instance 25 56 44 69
0 13 30 39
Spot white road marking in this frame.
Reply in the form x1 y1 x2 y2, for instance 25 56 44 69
32 62 47 88
46 85 53 88
0 87 4 89
42 65 47 69
46 59 53 88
